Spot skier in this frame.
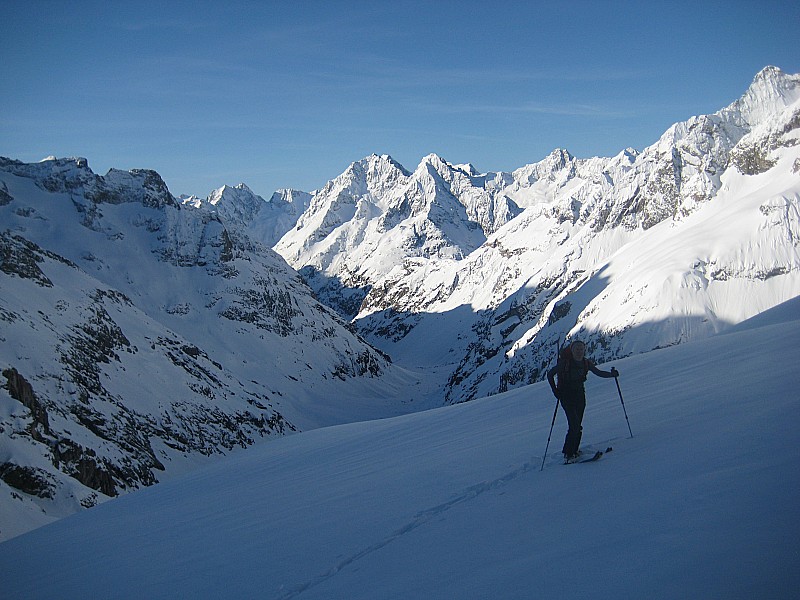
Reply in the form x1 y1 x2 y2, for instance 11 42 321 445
547 340 618 462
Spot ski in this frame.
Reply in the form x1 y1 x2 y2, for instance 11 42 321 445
565 447 613 464
579 451 603 463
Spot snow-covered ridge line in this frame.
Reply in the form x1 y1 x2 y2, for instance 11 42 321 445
261 66 800 403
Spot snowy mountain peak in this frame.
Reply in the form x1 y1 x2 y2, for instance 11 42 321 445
544 147 574 167
419 152 448 168
270 188 313 207
454 162 479 176
0 156 176 209
207 183 264 213
418 153 485 180
416 154 452 185
345 153 411 192
721 65 800 127
183 183 313 248
750 65 798 97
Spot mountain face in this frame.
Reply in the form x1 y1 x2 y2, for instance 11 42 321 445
269 66 800 403
0 158 413 540
273 153 523 319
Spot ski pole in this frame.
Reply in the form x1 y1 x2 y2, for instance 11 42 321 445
614 375 633 438
540 396 560 471
540 335 562 471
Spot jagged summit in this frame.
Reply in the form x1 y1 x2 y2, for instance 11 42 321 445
269 187 313 208
720 65 800 127
336 153 409 180
749 65 798 97
206 182 263 217
453 162 479 176
1 155 176 209
181 182 312 248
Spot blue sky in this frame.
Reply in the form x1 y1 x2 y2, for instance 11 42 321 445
2 1 798 198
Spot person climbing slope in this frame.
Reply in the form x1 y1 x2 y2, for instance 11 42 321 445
547 340 618 462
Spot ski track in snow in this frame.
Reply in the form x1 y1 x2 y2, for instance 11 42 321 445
277 455 543 598
277 440 616 599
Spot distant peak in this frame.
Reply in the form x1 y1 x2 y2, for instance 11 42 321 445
421 152 446 164
418 154 457 176
355 153 402 166
753 65 784 81
39 155 90 169
746 65 799 95
723 65 800 125
540 148 575 171
548 148 574 161
366 153 408 172
340 154 411 185
212 182 256 196
271 188 311 204
454 163 479 176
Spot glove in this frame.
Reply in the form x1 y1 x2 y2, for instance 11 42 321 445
611 367 619 378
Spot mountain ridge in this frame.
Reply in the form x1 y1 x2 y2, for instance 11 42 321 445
0 158 426 540
263 66 800 403
1 65 798 540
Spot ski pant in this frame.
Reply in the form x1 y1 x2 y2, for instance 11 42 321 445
559 388 586 456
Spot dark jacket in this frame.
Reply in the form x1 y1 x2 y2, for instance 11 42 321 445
547 355 615 397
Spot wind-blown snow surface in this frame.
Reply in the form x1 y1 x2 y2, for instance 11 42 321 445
2 299 798 599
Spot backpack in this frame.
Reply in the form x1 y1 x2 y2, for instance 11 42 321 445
557 345 589 389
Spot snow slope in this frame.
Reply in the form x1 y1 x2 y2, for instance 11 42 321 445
2 298 798 599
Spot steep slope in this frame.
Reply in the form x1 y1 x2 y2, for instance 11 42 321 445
347 66 800 402
0 158 422 541
1 299 797 599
